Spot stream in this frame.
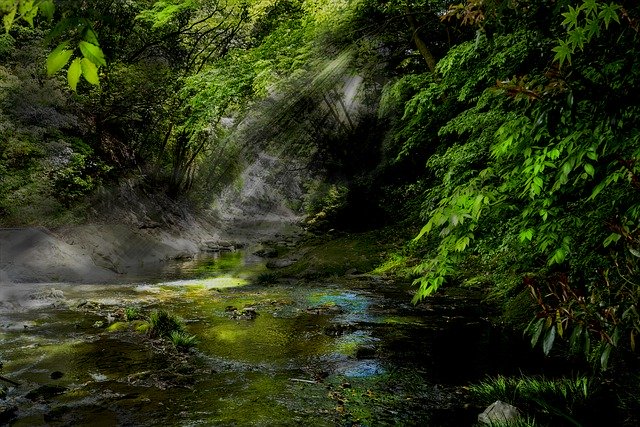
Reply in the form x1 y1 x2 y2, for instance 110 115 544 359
0 250 540 426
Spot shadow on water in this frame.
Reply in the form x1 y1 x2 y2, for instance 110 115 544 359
0 251 556 426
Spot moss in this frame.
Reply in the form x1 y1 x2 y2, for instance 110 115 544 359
106 321 129 332
132 320 150 333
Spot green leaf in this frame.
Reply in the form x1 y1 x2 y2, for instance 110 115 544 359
519 228 534 242
543 325 556 355
552 39 572 66
67 58 82 91
584 163 595 177
600 344 612 370
80 57 100 85
599 3 621 29
3 6 16 33
603 232 621 248
79 41 106 67
530 318 545 347
570 324 584 352
39 0 55 22
83 27 99 46
46 43 73 76
629 248 640 258
589 182 605 200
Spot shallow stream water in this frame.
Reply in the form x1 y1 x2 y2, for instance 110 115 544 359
0 252 539 426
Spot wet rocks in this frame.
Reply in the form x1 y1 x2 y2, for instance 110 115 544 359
201 241 239 253
266 259 297 269
306 304 344 316
253 246 278 258
50 371 64 380
225 306 259 320
25 384 68 402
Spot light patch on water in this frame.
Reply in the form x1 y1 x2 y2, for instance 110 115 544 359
340 360 385 378
155 277 248 289
89 372 108 382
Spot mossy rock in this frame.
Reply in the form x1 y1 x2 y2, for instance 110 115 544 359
106 321 129 332
132 320 150 334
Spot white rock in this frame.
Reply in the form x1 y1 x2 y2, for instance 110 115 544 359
478 400 521 424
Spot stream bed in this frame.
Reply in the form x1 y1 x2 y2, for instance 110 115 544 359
0 251 538 426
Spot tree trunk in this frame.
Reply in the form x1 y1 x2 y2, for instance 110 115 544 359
405 7 437 73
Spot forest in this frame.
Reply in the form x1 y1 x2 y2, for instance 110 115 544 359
1 0 639 425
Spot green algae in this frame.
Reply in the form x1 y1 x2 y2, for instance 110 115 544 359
0 249 476 426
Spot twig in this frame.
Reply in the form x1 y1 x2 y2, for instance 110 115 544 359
289 378 317 384
0 375 20 386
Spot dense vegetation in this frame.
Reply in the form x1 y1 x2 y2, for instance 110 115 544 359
2 0 640 423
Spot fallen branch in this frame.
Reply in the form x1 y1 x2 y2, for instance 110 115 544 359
0 375 20 386
289 378 317 384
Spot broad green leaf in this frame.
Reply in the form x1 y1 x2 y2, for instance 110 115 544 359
67 58 82 91
22 4 38 26
519 228 534 242
46 43 73 76
79 41 106 67
603 232 621 247
530 318 544 347
81 57 100 85
543 325 556 355
584 163 595 177
3 6 16 33
83 27 99 46
39 0 55 22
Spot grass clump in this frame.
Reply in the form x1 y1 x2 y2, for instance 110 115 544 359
148 309 185 339
124 306 142 321
469 375 593 426
170 331 198 350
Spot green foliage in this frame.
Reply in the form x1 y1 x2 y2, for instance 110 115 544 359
148 309 186 339
369 0 640 376
50 152 111 207
469 375 594 425
169 330 198 350
553 0 621 66
124 306 142 321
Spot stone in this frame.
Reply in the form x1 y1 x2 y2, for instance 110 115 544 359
25 384 68 401
50 371 64 380
478 400 520 425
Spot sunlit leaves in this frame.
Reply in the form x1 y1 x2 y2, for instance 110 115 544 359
79 41 106 67
80 57 99 85
1 0 55 31
555 0 622 67
46 42 73 76
67 57 82 91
